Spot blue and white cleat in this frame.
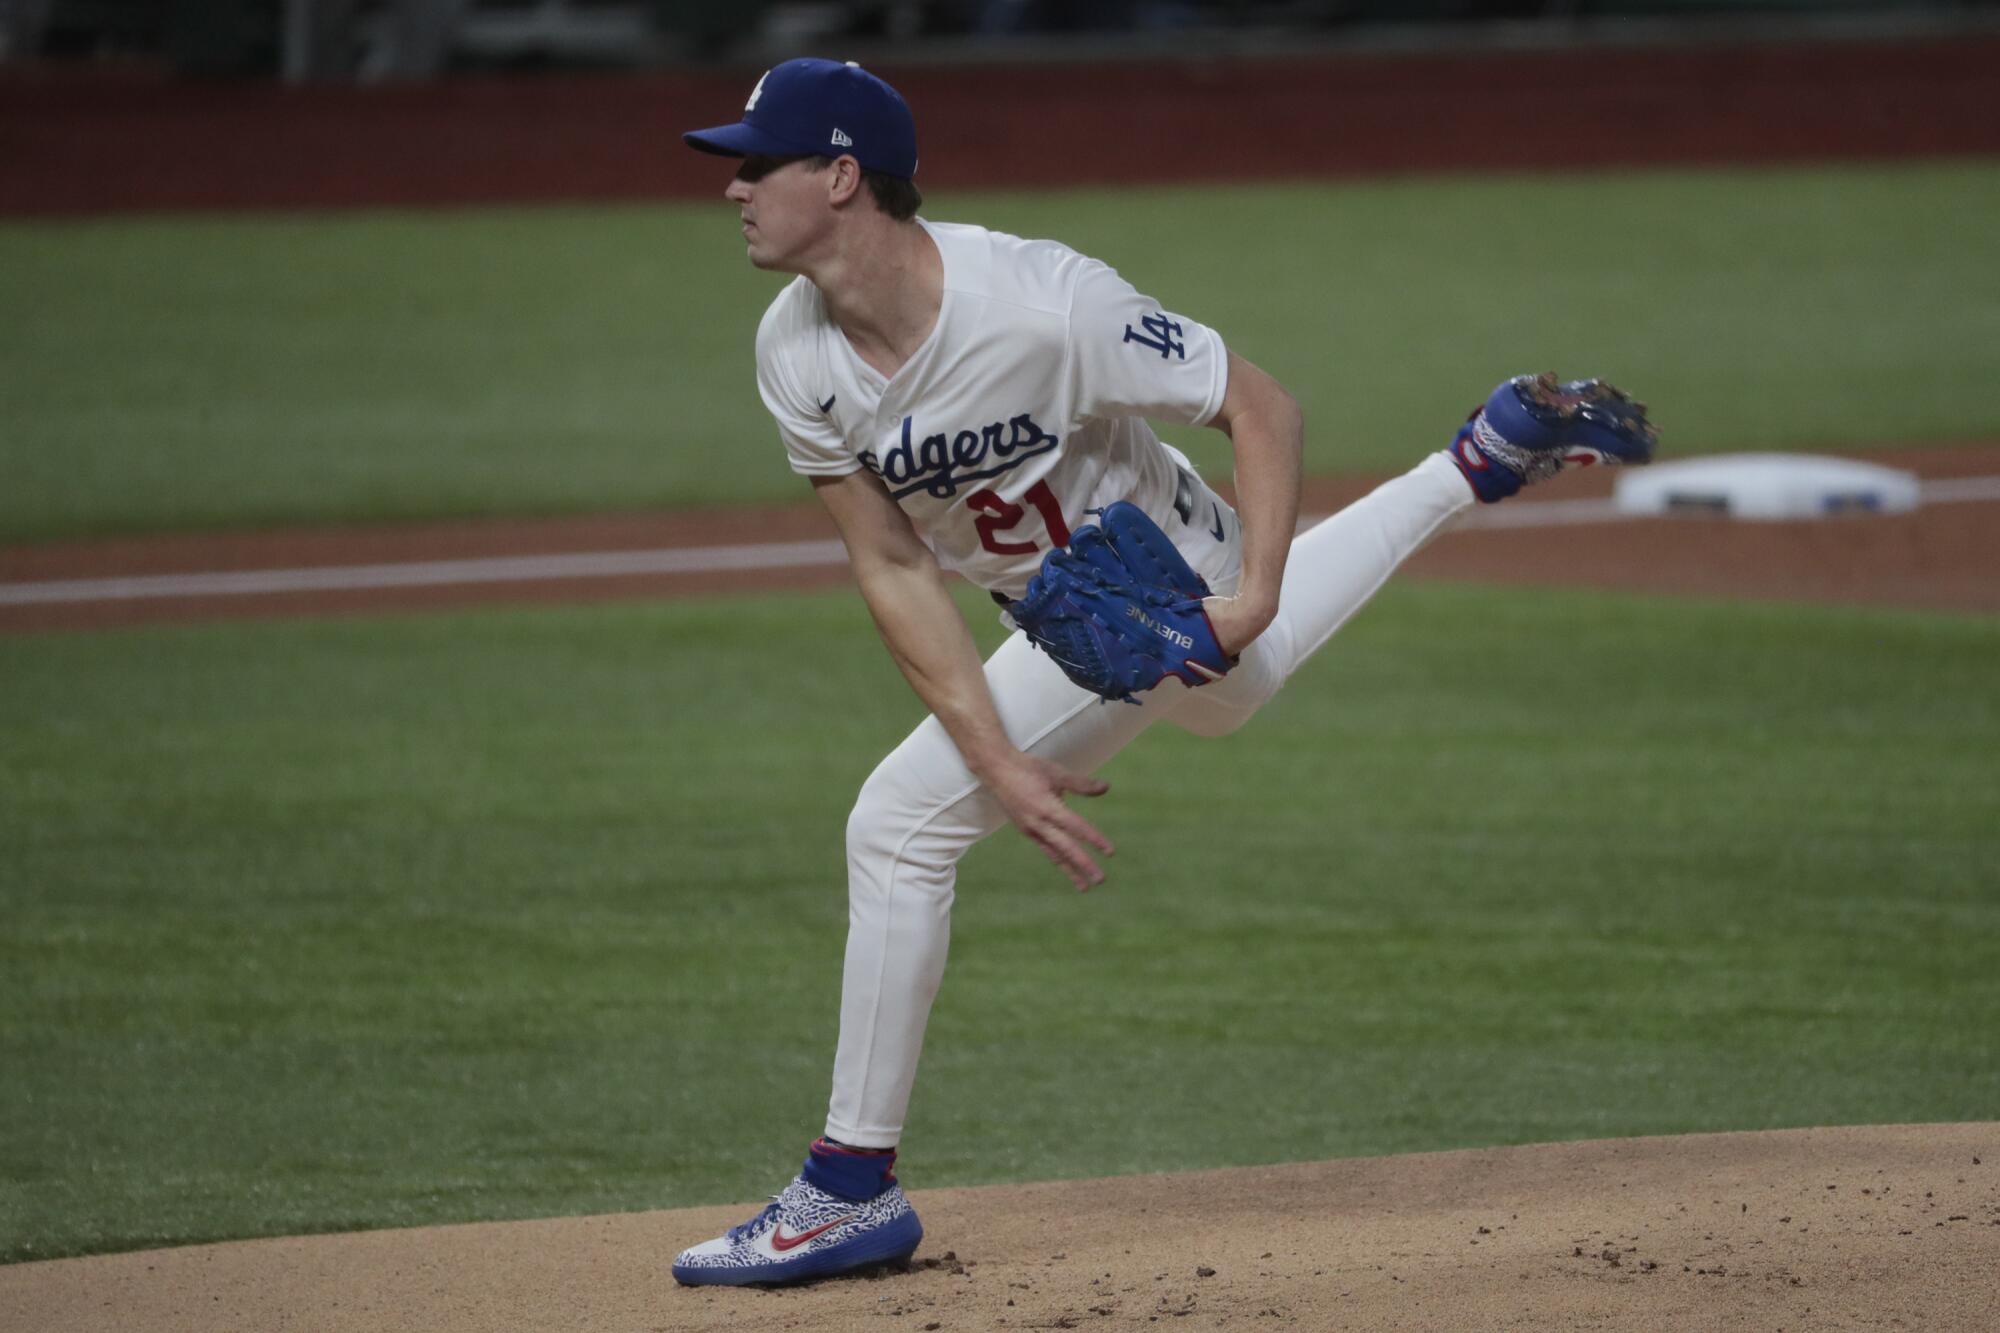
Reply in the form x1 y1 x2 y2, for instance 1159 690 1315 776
1448 371 1659 503
671 1173 923 1287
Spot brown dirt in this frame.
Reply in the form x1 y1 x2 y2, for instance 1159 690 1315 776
4 444 1996 633
3 1124 1994 1331
1391 444 2000 614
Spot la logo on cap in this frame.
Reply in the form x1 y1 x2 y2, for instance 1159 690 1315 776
684 56 918 180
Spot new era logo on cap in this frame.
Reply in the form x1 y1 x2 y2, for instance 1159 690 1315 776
682 57 919 180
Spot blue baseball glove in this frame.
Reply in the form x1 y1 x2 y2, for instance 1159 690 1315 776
1007 501 1233 704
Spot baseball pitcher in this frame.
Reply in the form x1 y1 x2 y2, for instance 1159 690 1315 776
669 57 1658 1287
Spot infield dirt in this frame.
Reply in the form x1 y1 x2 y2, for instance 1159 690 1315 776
4 1123 1995 1331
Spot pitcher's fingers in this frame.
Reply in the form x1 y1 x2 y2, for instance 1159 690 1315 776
1039 826 1105 890
1056 806 1115 857
1049 844 1098 893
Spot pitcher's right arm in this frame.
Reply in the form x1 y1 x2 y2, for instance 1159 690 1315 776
811 468 1115 890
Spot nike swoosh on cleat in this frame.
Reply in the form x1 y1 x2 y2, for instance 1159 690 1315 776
770 1215 855 1252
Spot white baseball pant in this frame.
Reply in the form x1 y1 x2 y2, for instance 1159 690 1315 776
825 452 1473 1147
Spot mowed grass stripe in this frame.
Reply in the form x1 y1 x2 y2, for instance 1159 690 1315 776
1 581 1994 1261
3 161 1997 540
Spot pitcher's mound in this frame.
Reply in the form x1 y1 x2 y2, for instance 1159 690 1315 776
4 1123 1994 1331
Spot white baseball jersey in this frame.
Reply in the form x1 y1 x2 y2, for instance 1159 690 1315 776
755 220 1230 598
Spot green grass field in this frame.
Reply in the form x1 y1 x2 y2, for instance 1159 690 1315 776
4 581 1995 1262
4 160 1998 540
4 157 1997 1268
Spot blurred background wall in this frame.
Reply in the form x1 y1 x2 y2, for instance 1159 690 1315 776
4 0 1999 80
5 1 1999 217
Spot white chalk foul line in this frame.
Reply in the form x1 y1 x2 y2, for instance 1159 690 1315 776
1 475 1993 609
0 540 851 607
1921 475 2000 503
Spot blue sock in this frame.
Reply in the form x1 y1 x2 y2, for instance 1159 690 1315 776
801 1136 897 1202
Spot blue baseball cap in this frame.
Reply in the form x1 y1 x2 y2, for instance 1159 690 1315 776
684 58 919 180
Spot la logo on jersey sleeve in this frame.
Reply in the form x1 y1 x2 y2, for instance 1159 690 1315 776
1122 311 1186 360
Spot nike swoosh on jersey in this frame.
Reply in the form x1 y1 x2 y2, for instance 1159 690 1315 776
770 1214 856 1252
818 394 837 414
1209 503 1225 542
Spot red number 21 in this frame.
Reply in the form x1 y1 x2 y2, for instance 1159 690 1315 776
968 479 1071 556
